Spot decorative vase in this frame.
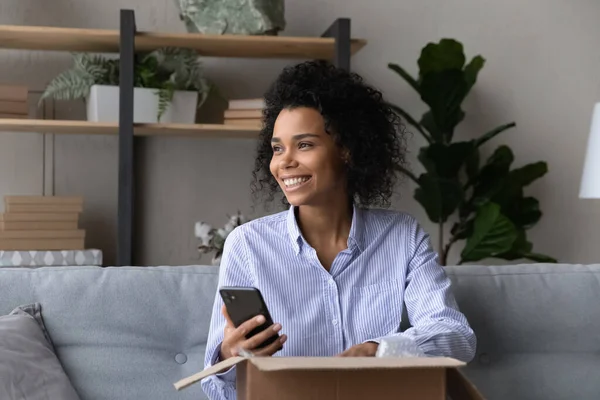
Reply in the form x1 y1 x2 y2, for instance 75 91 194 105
86 84 199 123
175 0 286 35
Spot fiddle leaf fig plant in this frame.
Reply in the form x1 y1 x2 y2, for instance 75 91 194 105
388 38 556 266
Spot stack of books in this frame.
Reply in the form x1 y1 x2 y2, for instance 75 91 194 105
0 196 85 250
223 98 265 128
0 85 28 119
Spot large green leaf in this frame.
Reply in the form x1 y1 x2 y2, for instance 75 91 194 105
388 63 420 95
504 196 542 229
508 162 548 187
491 162 548 208
464 55 485 91
418 39 466 78
474 122 516 148
520 253 557 263
460 202 518 263
419 69 468 142
414 174 463 223
471 145 514 205
418 141 475 179
496 229 532 260
496 229 556 263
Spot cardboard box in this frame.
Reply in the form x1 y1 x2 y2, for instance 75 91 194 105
174 356 485 400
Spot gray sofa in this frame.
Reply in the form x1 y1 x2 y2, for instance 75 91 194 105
0 263 598 400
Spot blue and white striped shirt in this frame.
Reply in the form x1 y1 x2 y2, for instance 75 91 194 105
201 205 476 400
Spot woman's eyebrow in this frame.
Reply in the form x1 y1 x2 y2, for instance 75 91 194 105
271 133 320 143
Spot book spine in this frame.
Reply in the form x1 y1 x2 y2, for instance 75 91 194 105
223 118 263 127
0 85 28 102
224 109 263 119
0 229 85 239
4 195 83 205
0 213 79 222
0 221 78 230
0 238 84 251
0 113 27 119
227 99 265 110
0 101 28 115
4 204 84 213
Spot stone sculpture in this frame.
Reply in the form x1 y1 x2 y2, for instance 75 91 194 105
175 0 286 35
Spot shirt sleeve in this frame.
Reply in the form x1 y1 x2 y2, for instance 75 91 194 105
367 220 477 363
201 226 254 400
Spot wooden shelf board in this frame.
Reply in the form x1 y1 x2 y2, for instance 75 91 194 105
0 119 260 139
0 25 367 59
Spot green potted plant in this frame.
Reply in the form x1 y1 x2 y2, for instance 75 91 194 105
40 47 212 123
388 38 556 266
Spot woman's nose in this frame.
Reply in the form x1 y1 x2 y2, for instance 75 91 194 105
279 150 298 169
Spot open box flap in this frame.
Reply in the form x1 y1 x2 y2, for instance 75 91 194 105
174 356 246 391
248 356 465 371
173 356 465 391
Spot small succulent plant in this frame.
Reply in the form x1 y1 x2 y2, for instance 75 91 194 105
195 211 249 265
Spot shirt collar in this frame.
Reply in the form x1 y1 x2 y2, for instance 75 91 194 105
286 205 365 254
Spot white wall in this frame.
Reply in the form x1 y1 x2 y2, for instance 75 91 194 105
0 0 599 266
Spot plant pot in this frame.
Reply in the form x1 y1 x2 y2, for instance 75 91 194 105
86 84 199 124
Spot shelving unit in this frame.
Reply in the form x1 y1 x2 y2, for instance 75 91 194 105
0 10 366 266
0 24 366 59
0 119 261 138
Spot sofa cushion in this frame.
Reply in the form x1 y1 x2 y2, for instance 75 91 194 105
0 303 81 400
0 265 220 400
445 263 600 400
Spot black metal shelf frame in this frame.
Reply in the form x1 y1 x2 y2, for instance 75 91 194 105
115 10 353 266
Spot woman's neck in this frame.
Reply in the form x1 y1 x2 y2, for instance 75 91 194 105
296 200 353 250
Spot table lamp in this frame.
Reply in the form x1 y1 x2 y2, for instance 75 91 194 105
580 102 600 198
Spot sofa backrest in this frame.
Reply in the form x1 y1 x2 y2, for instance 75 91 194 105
2 263 599 400
445 263 600 400
0 265 219 400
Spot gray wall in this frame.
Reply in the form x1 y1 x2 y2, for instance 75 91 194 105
1 0 599 266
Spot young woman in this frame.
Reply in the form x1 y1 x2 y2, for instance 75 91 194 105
201 60 476 400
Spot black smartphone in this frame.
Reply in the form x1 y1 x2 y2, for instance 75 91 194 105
219 286 280 349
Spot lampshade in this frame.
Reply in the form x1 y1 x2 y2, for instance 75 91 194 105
580 102 600 198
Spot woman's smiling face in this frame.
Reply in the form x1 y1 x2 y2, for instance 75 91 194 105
269 107 348 207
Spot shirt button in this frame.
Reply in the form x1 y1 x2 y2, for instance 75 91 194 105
332 319 338 325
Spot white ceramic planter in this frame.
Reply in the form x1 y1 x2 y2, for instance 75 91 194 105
86 84 198 124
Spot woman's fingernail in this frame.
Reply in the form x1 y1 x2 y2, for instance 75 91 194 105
256 315 265 323
280 335 287 343
273 323 282 331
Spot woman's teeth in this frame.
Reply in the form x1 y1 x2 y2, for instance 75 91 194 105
283 177 310 187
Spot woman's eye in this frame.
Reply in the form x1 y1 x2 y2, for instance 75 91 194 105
298 142 312 149
272 145 282 153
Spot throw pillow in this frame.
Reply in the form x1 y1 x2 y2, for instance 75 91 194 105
0 303 81 400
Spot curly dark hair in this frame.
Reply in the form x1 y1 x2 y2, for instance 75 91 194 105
251 60 406 208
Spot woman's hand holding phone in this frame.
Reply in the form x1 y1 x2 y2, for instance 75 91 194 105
219 305 287 360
